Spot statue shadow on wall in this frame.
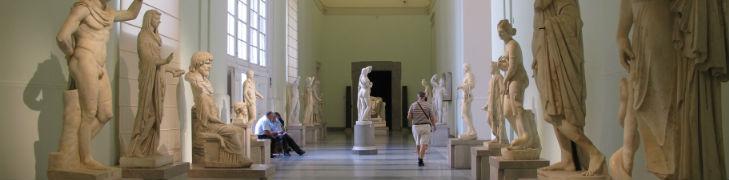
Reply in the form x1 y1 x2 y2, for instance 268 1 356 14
24 54 66 180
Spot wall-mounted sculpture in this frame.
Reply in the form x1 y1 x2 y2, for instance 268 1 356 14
286 77 302 127
186 52 252 168
609 0 729 179
49 0 143 172
430 74 446 125
243 70 263 126
495 19 540 160
533 0 605 176
483 61 507 146
303 76 321 126
121 10 185 167
357 66 374 122
457 64 477 140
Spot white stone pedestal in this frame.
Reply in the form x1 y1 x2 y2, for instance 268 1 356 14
430 124 450 147
317 123 327 140
305 125 319 144
188 164 275 180
537 169 609 180
287 125 305 147
120 155 173 168
250 139 271 164
352 121 378 155
471 143 503 180
489 156 549 180
48 167 121 180
122 162 189 180
448 139 486 169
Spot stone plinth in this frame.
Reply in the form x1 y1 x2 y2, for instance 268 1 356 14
250 139 270 164
317 123 327 140
120 155 173 168
287 125 305 147
490 156 549 180
471 143 503 180
448 138 486 169
122 162 189 180
352 121 378 155
537 170 609 180
305 125 319 144
48 167 121 180
188 164 275 180
430 124 450 147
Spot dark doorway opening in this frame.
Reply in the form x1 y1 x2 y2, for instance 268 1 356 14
369 71 392 129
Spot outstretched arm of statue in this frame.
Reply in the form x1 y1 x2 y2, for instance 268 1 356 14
57 6 89 58
116 0 143 22
617 0 634 70
166 66 185 78
256 91 264 99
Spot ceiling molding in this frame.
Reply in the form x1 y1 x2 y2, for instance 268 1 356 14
323 7 430 15
313 0 327 13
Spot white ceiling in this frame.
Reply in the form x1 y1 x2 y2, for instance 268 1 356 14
319 0 432 8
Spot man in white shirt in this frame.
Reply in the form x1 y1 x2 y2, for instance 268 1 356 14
255 112 305 156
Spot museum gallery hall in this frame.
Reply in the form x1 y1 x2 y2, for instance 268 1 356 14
2 0 728 179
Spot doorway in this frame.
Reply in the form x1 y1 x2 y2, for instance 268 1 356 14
368 71 393 128
349 61 402 131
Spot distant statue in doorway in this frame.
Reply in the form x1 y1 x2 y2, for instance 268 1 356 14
357 66 373 122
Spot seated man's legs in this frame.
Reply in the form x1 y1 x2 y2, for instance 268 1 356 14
257 135 283 157
280 134 305 155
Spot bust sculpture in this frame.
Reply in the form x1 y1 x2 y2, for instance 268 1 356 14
186 52 252 168
286 77 302 126
122 10 185 167
243 70 263 126
533 0 605 176
232 101 249 124
430 74 445 125
50 0 143 171
357 66 373 122
457 64 477 140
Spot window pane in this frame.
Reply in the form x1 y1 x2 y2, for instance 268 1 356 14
249 29 258 47
238 3 248 23
259 18 266 34
240 0 248 4
260 1 266 18
227 35 235 56
249 46 258 64
237 21 247 41
227 14 235 35
228 0 235 13
258 33 265 49
237 40 246 59
250 12 258 29
250 0 258 12
259 49 266 66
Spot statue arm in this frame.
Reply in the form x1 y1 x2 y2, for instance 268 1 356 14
617 0 634 70
56 6 89 57
256 90 264 99
504 44 518 82
115 0 143 22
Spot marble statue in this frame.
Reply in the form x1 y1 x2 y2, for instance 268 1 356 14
609 0 729 179
49 0 143 171
122 10 184 167
369 96 386 119
357 66 374 122
495 20 540 160
533 0 605 176
430 74 446 125
186 52 252 168
421 79 432 101
303 76 321 126
313 62 324 125
483 61 507 145
232 101 249 124
243 70 264 126
457 64 477 140
286 77 302 126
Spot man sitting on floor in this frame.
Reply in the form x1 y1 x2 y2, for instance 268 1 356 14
255 112 305 157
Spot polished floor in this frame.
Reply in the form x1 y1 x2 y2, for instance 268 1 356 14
272 130 470 180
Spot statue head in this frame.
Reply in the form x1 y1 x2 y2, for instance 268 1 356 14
142 10 161 32
421 79 428 86
233 101 248 119
361 66 372 75
246 70 255 78
190 51 213 77
464 64 471 72
431 74 440 85
497 19 516 41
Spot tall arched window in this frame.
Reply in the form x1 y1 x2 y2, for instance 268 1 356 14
227 0 268 66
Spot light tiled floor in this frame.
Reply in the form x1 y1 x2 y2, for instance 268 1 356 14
272 130 470 180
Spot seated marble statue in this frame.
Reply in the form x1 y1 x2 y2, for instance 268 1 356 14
186 52 252 168
369 96 386 119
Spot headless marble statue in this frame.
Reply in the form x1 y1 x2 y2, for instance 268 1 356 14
357 66 374 122
50 0 143 171
186 52 252 168
457 64 477 140
286 77 302 127
430 74 446 125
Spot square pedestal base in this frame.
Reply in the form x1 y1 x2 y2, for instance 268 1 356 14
250 139 271 164
305 125 319 144
489 156 549 180
430 124 450 147
374 126 388 136
122 162 189 180
353 121 378 155
48 167 122 180
537 170 609 180
188 164 275 180
471 145 502 180
120 155 173 168
287 125 305 147
317 123 327 140
448 139 487 169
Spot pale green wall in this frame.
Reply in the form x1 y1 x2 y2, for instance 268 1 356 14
432 0 463 135
0 0 119 179
298 0 324 78
317 14 433 128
